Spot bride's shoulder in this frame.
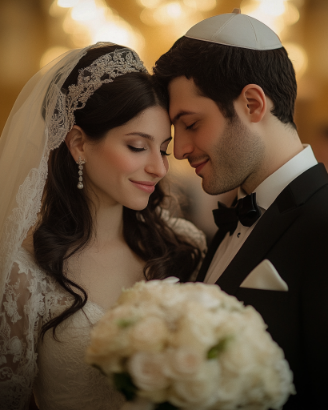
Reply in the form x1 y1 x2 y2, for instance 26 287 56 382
8 245 72 320
11 246 49 289
161 209 207 252
12 233 55 292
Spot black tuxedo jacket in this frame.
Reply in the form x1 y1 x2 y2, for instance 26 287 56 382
196 163 328 410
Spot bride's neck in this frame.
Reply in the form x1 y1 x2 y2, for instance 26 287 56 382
90 201 124 246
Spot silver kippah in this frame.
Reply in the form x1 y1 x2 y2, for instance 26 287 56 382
185 8 282 51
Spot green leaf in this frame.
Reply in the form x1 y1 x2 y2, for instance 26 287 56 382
207 337 232 359
113 372 137 401
116 318 135 328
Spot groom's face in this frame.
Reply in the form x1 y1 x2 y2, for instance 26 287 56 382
168 76 264 195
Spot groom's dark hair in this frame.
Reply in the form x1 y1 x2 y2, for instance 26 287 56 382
153 37 297 129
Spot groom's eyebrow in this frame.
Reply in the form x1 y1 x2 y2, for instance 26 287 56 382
172 111 196 124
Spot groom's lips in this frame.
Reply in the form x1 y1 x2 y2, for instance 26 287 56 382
191 159 209 175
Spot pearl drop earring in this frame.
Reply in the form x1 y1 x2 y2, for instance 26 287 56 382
77 156 86 189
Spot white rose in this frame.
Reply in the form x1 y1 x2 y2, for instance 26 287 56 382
219 336 255 374
117 281 151 305
266 360 295 409
164 347 203 379
87 320 120 359
168 360 220 408
181 283 222 310
172 305 217 354
155 285 187 310
130 316 169 352
183 283 243 311
134 302 165 321
128 351 169 392
162 277 179 284
88 304 140 360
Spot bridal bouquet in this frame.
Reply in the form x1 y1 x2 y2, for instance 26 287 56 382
86 279 294 410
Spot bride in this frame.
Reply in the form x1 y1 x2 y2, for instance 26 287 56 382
0 43 205 410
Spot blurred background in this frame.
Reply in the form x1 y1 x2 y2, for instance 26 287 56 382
1 0 328 240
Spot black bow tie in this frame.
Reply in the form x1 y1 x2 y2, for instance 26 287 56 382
212 193 261 235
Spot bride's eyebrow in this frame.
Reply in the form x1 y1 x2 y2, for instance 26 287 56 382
125 132 154 141
125 133 172 145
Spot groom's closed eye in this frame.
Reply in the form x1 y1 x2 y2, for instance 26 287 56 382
185 122 197 130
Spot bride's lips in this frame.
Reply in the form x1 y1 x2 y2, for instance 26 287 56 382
191 159 209 175
130 180 156 193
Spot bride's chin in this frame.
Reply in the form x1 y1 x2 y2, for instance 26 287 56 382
127 201 150 212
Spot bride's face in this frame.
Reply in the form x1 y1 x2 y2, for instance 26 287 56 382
83 106 171 210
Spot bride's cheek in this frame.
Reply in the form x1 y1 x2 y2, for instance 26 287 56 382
100 149 135 173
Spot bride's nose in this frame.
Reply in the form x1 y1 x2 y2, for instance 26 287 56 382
145 152 168 178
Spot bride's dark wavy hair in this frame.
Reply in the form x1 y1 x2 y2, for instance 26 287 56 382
34 44 202 339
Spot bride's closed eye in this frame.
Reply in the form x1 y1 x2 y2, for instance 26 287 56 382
128 145 145 153
128 145 170 157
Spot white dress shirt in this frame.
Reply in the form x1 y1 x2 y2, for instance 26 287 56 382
205 145 318 284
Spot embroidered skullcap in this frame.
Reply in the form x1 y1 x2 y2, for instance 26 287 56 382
185 8 282 51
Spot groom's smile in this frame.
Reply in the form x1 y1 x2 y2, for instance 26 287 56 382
189 159 209 175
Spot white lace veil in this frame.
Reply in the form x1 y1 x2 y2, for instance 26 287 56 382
0 42 147 305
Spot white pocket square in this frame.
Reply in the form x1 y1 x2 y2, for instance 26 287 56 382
240 260 288 291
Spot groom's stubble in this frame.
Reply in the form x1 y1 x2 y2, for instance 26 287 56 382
200 114 265 196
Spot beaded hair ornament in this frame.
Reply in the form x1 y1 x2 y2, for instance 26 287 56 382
65 47 148 131
47 47 148 151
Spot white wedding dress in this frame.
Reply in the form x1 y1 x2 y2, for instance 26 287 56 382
0 217 206 410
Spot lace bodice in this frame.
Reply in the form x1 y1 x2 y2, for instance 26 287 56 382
33 302 126 410
0 218 206 410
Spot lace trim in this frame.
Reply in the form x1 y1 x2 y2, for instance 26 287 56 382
0 249 72 410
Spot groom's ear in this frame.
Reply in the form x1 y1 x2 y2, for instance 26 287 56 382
236 84 267 123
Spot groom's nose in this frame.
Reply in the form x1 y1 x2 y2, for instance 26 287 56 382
173 130 193 160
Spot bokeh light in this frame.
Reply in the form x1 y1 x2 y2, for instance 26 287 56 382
153 2 184 25
137 0 164 8
43 0 145 67
40 46 70 68
283 2 300 26
241 0 301 36
45 0 305 77
57 0 80 7
259 0 285 16
71 0 103 22
284 42 308 78
183 0 217 12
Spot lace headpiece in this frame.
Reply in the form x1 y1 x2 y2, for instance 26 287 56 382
65 48 148 131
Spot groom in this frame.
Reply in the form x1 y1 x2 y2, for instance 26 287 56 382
154 9 328 410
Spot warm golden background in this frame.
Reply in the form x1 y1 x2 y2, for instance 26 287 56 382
1 0 328 238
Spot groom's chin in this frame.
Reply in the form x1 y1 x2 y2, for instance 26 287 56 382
201 179 230 196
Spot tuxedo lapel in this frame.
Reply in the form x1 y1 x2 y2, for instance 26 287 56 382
195 227 228 282
216 164 328 295
196 197 239 282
